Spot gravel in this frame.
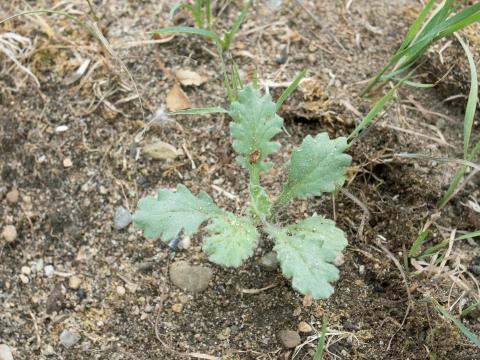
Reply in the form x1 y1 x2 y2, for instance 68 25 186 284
44 265 54 277
59 329 81 348
114 206 132 230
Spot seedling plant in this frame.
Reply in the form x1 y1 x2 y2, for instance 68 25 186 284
134 79 352 300
159 0 252 53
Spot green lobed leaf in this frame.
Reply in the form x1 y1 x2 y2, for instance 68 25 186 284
229 85 284 171
277 133 351 205
267 216 348 299
203 212 259 267
133 185 220 241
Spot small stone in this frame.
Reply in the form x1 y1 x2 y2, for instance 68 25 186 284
298 321 312 333
0 344 14 360
6 189 19 203
21 266 31 275
171 303 183 313
359 265 365 275
2 225 17 243
55 125 69 133
277 330 301 348
178 236 191 250
19 274 29 284
169 261 213 293
116 285 126 296
68 276 82 290
59 329 81 348
63 157 73 168
44 265 54 277
333 252 345 266
259 251 279 271
114 206 132 230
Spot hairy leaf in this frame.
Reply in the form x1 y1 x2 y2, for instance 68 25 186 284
229 85 284 171
278 133 351 205
134 185 220 241
203 212 259 267
267 216 347 299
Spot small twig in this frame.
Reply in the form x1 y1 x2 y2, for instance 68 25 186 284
29 311 41 349
240 283 277 294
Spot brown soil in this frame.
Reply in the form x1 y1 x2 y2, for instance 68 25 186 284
1 1 479 359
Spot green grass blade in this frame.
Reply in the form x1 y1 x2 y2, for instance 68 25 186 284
221 0 251 51
455 34 478 159
436 306 480 348
409 229 430 257
152 26 221 46
168 107 228 116
348 68 414 142
169 2 193 19
275 69 307 112
456 230 480 241
401 79 435 88
399 0 437 50
418 239 449 259
314 317 328 360
461 301 480 318
437 3 480 38
206 0 212 29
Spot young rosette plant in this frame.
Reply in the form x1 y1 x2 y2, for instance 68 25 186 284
133 84 352 299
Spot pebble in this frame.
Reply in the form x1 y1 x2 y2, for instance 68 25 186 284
179 236 191 250
359 264 365 275
277 330 301 348
298 321 312 333
171 303 183 313
259 251 279 271
116 285 126 296
63 157 73 168
169 261 213 293
59 329 81 348
114 206 132 230
0 344 13 360
21 266 31 275
44 265 54 277
19 274 29 284
68 276 82 290
333 252 345 266
6 189 19 203
2 225 17 243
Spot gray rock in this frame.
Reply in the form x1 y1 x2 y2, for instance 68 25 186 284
277 330 301 348
59 329 81 348
169 261 212 293
0 344 13 360
259 251 279 271
114 206 132 230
